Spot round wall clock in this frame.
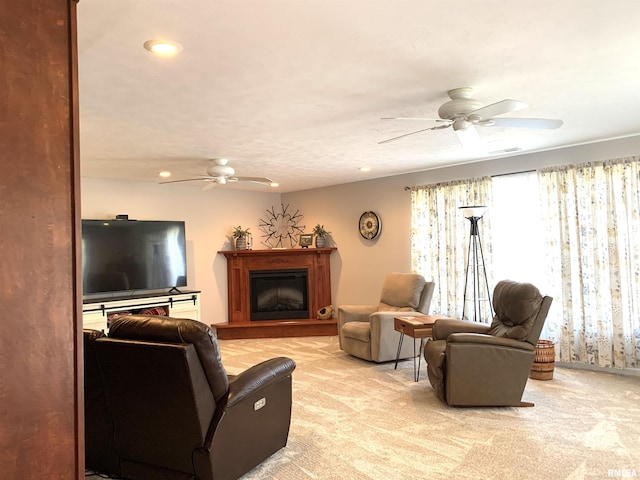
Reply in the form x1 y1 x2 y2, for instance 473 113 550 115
359 211 381 240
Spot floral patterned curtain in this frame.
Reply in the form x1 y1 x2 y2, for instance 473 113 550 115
538 157 640 368
410 177 493 322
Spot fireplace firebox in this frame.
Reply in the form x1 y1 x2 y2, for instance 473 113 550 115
250 269 309 320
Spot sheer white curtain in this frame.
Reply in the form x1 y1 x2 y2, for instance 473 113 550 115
538 157 640 368
410 177 493 321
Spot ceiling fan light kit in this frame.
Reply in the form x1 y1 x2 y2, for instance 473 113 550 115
452 119 472 131
455 126 481 148
379 86 563 147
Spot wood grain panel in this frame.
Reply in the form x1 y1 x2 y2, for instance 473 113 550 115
0 1 81 477
215 319 338 340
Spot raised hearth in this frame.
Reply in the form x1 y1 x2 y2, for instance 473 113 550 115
216 248 337 339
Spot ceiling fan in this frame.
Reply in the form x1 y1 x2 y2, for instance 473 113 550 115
160 158 274 188
379 87 563 147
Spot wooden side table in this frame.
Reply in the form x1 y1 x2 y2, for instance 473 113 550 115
393 315 451 381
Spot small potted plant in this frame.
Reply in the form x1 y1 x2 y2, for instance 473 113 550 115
312 224 330 248
232 226 251 250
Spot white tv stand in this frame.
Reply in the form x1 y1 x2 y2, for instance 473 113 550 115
82 290 201 332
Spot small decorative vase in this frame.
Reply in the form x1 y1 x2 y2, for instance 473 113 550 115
235 237 247 250
315 235 326 248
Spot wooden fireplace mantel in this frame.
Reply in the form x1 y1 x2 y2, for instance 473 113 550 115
216 247 337 339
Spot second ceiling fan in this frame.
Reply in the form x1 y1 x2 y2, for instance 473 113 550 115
161 158 274 189
379 87 563 147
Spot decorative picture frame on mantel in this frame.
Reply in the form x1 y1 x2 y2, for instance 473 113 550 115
299 233 313 248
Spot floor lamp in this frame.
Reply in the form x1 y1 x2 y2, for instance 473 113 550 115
460 206 493 322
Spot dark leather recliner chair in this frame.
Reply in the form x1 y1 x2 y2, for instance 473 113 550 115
424 280 552 407
84 328 120 475
93 315 296 480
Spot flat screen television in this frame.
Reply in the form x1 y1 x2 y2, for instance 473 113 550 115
82 219 187 296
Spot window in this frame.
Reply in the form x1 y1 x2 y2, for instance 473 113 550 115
411 158 640 369
491 171 545 288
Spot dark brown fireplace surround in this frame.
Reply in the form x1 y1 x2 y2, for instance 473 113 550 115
216 248 338 339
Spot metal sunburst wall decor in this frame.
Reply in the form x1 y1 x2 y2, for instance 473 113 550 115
259 204 305 248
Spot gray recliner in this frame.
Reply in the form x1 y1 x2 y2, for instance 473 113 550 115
338 272 435 362
424 280 553 407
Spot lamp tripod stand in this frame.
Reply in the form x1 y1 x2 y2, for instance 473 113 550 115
460 206 493 322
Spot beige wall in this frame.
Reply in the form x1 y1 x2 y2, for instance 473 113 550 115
82 136 640 322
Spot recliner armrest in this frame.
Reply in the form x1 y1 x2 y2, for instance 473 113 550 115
448 332 535 351
371 310 423 318
227 357 296 407
338 305 377 324
197 356 296 480
432 319 491 340
368 310 423 330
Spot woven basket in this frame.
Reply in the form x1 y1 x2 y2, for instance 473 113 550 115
529 339 555 380
316 306 334 320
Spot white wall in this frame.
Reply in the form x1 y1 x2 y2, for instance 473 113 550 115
82 136 640 322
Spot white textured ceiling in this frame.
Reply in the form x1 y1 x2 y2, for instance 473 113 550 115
77 0 640 193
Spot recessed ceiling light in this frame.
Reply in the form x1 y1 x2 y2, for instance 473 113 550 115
359 166 371 172
270 182 279 188
159 171 171 178
143 39 183 57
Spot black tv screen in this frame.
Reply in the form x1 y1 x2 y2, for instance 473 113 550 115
82 219 187 295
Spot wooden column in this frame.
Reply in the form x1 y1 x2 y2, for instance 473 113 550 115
0 1 82 478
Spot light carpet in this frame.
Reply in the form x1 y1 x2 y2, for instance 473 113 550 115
224 336 640 480
88 335 640 480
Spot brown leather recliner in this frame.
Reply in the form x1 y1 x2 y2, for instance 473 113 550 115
93 315 296 480
424 280 552 407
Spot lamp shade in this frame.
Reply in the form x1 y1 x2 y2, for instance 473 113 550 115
459 206 487 218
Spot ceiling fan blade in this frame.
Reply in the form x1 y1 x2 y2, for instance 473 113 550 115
233 176 274 185
470 99 528 120
160 178 212 184
455 126 482 148
381 117 451 122
487 117 563 129
378 124 450 144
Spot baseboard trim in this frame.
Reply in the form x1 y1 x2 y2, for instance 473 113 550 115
557 362 640 377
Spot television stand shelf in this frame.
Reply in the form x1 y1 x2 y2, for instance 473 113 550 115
82 290 201 332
